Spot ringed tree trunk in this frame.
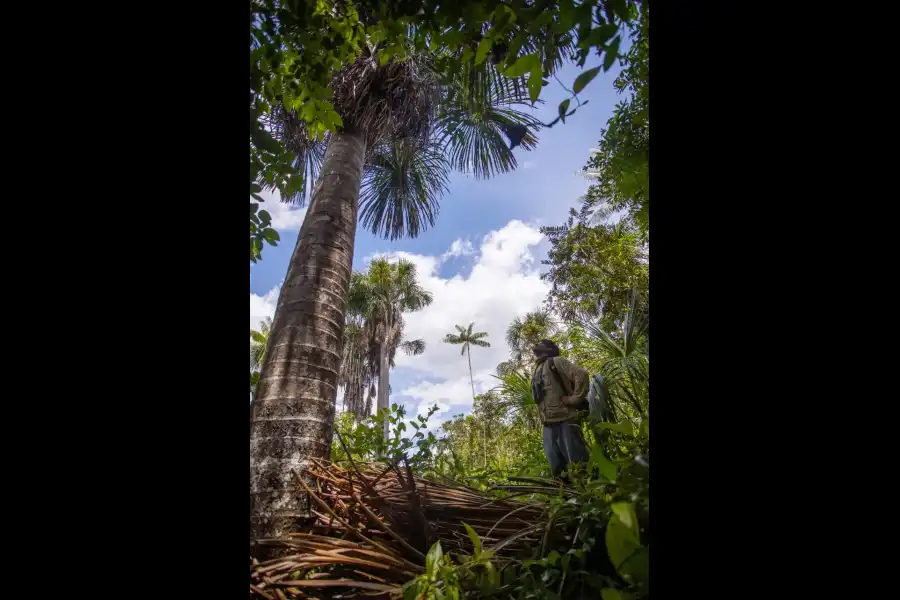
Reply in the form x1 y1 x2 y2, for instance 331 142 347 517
250 130 367 548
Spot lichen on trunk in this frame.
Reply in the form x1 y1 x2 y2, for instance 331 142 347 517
250 130 367 548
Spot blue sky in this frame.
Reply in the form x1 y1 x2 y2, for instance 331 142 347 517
250 54 622 429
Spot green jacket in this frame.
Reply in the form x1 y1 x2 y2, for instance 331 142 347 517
532 357 589 424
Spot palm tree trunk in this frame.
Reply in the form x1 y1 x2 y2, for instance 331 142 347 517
249 130 366 548
378 311 392 442
467 346 475 399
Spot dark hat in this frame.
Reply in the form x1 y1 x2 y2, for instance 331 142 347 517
533 339 560 356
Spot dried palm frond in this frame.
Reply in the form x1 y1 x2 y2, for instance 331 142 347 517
250 458 564 598
331 50 440 145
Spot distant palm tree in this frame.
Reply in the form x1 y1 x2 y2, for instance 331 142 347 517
249 317 272 401
443 323 491 399
349 258 432 439
505 309 558 366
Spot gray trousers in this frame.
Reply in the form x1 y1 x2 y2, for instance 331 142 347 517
543 420 590 476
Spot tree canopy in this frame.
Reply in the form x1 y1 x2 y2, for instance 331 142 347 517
249 0 644 262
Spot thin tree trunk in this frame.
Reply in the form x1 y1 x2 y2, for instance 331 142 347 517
378 312 392 442
467 346 475 399
249 130 366 549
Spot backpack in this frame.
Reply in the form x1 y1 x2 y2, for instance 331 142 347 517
548 359 615 423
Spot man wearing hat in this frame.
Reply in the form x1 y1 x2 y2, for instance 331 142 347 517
530 339 590 478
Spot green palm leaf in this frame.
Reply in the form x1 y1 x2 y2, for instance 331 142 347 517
359 138 450 240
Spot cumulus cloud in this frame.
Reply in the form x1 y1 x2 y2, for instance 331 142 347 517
250 284 280 331
370 220 551 417
256 189 307 231
247 220 552 425
441 239 475 261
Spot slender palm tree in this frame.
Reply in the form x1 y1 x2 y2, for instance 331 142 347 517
337 308 371 421
443 323 491 399
348 258 431 439
339 273 427 423
250 48 544 541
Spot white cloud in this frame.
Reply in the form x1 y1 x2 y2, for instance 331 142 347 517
522 160 537 170
372 220 551 415
256 189 307 231
250 284 280 331
441 239 475 261
247 220 552 423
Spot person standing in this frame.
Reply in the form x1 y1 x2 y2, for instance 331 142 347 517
530 339 591 478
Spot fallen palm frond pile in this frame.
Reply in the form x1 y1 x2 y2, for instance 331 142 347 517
250 457 566 598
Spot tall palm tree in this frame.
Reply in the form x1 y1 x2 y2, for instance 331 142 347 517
443 323 491 399
348 258 431 440
250 48 544 541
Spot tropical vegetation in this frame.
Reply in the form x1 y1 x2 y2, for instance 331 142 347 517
248 2 650 597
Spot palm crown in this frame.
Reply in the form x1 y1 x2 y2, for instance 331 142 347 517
267 49 542 240
444 323 491 355
444 322 491 400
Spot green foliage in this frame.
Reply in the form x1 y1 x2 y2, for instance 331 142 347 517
249 1 642 262
432 392 545 484
540 219 647 329
579 4 649 233
332 404 441 468
406 420 649 599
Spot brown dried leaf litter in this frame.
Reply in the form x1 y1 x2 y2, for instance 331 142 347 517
250 457 566 598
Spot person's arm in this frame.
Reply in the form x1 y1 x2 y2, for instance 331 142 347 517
557 358 589 406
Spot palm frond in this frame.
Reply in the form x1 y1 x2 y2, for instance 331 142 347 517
360 138 450 240
470 339 491 348
400 339 426 356
436 62 542 179
263 106 328 206
491 371 539 429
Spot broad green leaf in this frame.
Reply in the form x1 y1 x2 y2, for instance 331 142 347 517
528 69 542 102
579 24 618 49
249 202 259 215
426 541 443 580
263 229 280 244
462 521 481 556
258 210 272 226
573 66 602 93
601 589 626 600
594 421 634 436
301 101 316 122
547 550 560 565
590 445 617 481
249 183 262 194
610 503 638 535
504 53 539 78
558 99 571 123
403 580 421 600
475 37 492 65
606 503 642 578
604 36 621 71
